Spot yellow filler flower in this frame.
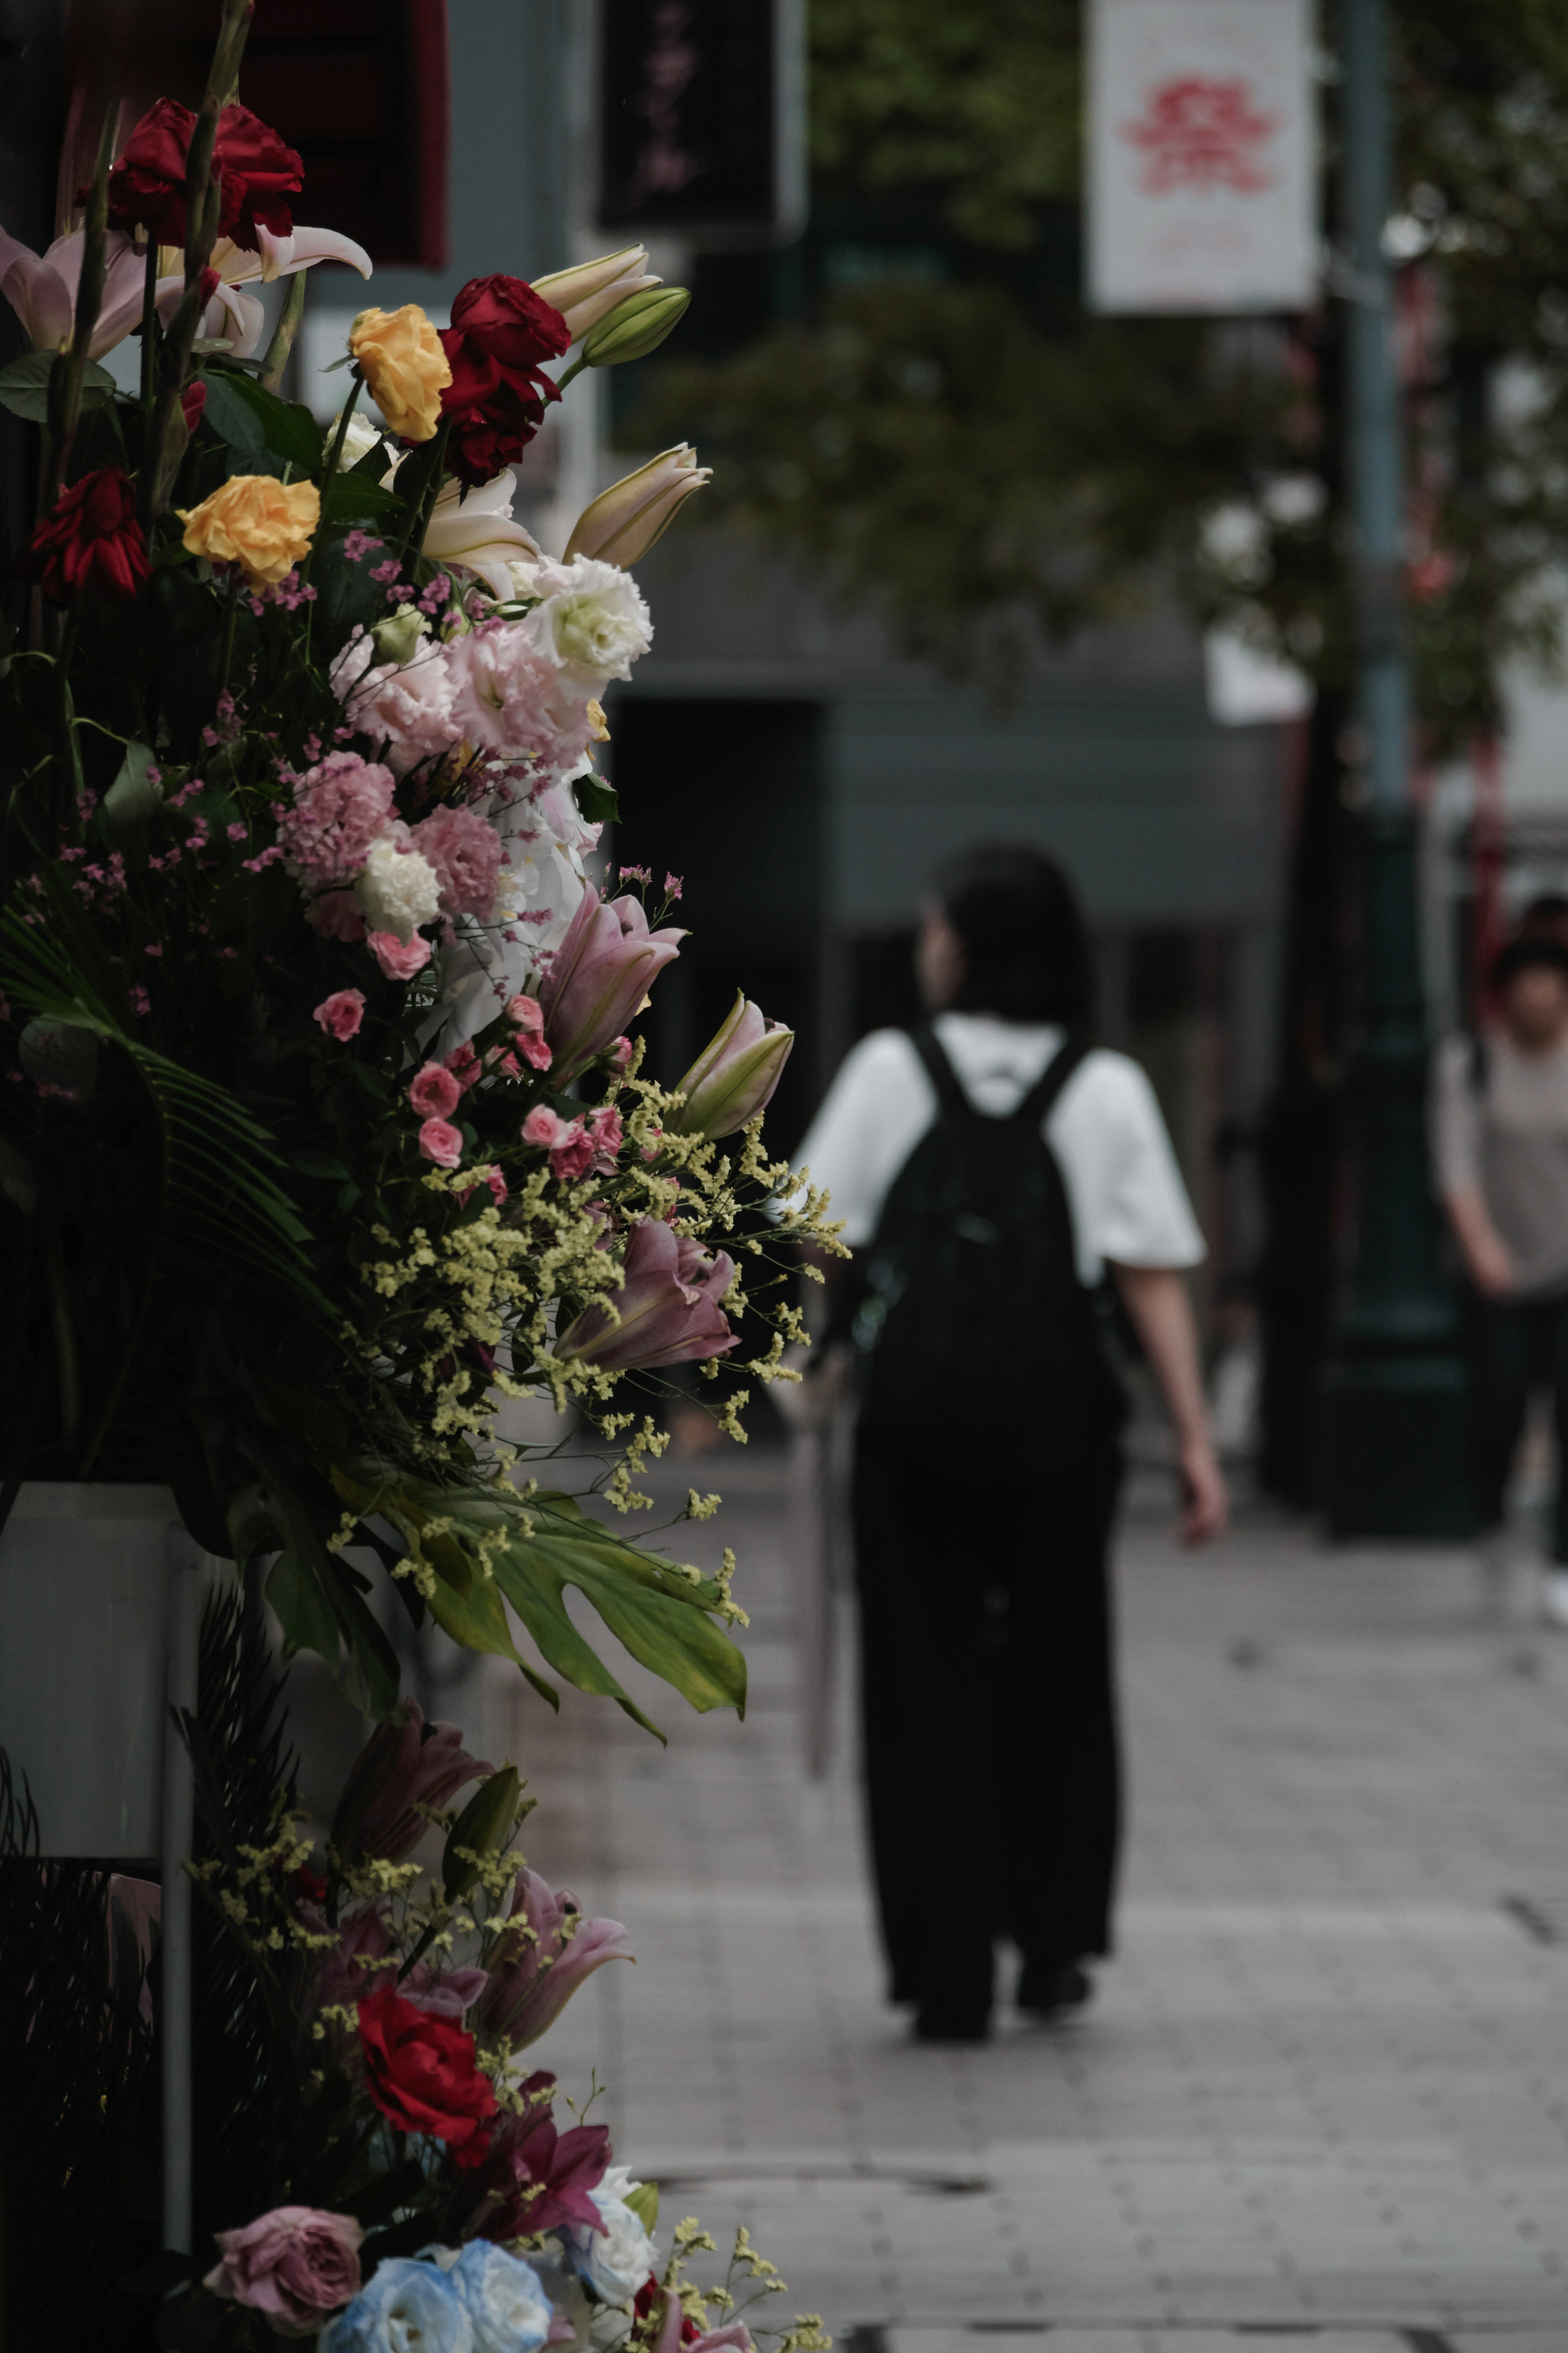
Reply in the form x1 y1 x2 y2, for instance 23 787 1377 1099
348 303 452 442
178 474 321 588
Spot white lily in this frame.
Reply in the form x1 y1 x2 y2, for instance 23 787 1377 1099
414 470 544 599
531 246 661 344
154 225 373 358
564 444 711 567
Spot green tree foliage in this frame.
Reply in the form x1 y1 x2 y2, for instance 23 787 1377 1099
630 0 1568 752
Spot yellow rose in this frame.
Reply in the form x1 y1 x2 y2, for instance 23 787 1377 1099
178 475 321 588
348 304 452 442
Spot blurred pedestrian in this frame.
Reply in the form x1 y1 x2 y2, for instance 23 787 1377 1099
1433 931 1568 1626
1518 892 1568 949
797 844 1227 2043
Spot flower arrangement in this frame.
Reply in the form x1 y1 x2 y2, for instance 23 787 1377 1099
134 1687 829 2353
0 0 843 1730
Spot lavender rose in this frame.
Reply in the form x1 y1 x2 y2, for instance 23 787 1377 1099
205 2205 365 2337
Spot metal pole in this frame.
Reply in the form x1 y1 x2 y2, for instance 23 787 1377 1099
1341 0 1409 810
1322 0 1474 1537
161 1526 203 2255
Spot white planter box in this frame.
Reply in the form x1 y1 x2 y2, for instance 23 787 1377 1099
0 1482 182 1857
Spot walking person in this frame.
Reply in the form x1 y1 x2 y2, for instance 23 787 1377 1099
797 844 1227 2043
1432 932 1568 1626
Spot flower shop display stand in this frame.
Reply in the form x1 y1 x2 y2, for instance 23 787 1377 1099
0 1485 220 2253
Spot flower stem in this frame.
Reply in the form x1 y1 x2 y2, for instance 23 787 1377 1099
318 368 365 515
219 564 242 693
42 102 117 514
139 235 159 408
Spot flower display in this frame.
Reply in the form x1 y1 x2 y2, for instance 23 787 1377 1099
0 0 844 1763
203 2206 364 2338
178 472 321 586
350 303 452 441
21 467 149 603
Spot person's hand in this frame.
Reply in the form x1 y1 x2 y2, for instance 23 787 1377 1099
1465 1228 1515 1300
1177 1434 1229 1545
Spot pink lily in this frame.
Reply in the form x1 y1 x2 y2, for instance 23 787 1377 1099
538 890 684 1084
667 991 795 1140
478 1870 633 2047
328 1700 494 1867
555 1218 738 1374
0 225 147 356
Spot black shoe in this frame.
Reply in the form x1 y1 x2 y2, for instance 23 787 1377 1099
912 2005 991 2044
1016 1959 1092 2020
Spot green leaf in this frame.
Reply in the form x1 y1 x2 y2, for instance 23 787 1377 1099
331 1468 747 1739
573 771 620 824
321 471 405 528
0 349 116 423
624 2181 660 2234
233 1479 401 1720
196 368 323 480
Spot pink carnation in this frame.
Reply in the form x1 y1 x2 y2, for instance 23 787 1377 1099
446 623 596 771
587 1104 624 1169
506 992 552 1071
522 1106 566 1149
306 889 367 942
368 930 433 981
276 752 399 892
410 803 506 922
313 989 365 1041
445 1042 483 1091
409 1062 462 1119
418 1117 464 1169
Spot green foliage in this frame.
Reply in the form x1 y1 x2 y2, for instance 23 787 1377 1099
0 349 117 422
630 0 1568 747
810 0 1079 246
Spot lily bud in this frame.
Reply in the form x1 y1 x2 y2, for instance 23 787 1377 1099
667 991 794 1140
331 1702 493 1868
564 444 713 568
442 1764 523 1902
532 245 660 342
578 284 691 370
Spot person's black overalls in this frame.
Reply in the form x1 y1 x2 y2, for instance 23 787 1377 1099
848 1025 1128 2031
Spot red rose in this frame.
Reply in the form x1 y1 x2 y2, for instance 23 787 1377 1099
450 275 570 374
356 1983 497 2167
435 275 570 489
20 468 150 605
106 98 302 252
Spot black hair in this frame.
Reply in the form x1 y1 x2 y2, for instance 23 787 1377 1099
938 842 1093 1026
1490 933 1568 992
1519 893 1568 932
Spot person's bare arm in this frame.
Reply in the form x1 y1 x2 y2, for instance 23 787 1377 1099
1109 1263 1229 1544
1441 1184 1515 1298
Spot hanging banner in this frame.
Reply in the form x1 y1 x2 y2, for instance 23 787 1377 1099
1087 0 1318 314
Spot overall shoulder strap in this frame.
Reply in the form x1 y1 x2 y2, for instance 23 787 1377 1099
906 1022 974 1118
1011 1032 1092 1127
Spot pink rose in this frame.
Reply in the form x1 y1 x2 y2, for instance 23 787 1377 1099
312 988 365 1041
306 888 367 942
204 2205 363 2338
506 992 552 1071
369 930 433 981
419 1117 464 1169
409 1061 463 1119
445 1042 483 1091
277 751 399 891
486 1166 508 1204
610 1036 634 1071
588 1104 624 1169
410 803 506 922
521 1106 565 1149
548 1120 595 1182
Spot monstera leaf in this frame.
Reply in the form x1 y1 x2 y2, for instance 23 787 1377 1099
330 1465 748 1740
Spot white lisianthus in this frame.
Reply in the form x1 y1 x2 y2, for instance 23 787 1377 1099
354 836 442 941
560 2169 656 2305
528 558 652 685
329 407 386 469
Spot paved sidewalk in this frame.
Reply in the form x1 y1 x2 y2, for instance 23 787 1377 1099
445 1450 1568 2351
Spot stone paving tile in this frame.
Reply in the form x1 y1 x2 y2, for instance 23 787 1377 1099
454 1452 1568 2342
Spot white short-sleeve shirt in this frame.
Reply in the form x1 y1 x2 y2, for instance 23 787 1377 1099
796 1012 1205 1285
